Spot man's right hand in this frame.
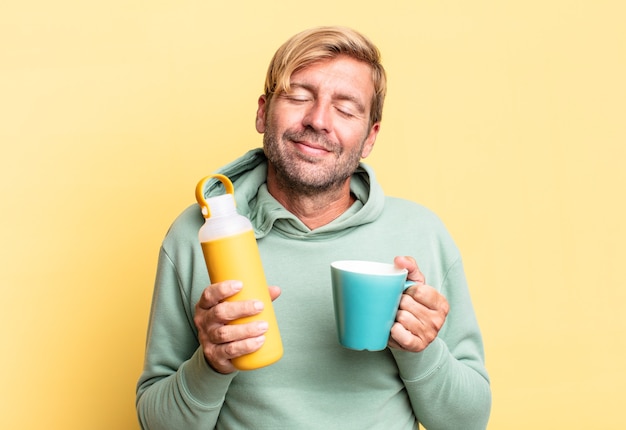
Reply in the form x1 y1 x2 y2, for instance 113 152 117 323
194 281 281 374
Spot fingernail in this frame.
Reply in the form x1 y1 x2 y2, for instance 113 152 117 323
253 301 264 311
255 335 266 345
232 281 243 291
257 321 269 332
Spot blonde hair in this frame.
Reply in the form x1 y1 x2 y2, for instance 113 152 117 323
264 26 387 125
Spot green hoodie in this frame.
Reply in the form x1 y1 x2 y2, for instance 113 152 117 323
136 149 491 430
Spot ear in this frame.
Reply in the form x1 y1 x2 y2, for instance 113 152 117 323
360 122 380 159
255 95 268 133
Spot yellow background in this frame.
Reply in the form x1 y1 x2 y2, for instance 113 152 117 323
1 1 624 429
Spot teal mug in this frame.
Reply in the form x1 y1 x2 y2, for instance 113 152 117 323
330 260 415 351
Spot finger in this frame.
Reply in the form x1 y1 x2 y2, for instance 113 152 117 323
194 298 264 339
389 321 429 352
209 299 265 325
395 294 448 339
220 335 266 359
206 335 266 374
209 319 269 344
393 256 425 285
268 285 282 301
196 281 243 310
403 285 449 313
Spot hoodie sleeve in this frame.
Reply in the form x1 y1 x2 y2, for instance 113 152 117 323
391 257 492 430
135 246 237 430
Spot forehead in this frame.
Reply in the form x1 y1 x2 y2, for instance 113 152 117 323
289 56 375 105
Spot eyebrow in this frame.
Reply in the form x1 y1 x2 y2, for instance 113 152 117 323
288 82 367 114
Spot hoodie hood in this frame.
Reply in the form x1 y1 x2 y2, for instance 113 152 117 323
200 148 385 240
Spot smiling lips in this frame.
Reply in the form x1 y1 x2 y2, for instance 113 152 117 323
295 141 332 156
284 130 337 156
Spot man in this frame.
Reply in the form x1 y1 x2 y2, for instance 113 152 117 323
136 26 491 429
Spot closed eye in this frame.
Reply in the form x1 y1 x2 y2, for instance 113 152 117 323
280 86 313 103
283 95 310 103
336 105 356 118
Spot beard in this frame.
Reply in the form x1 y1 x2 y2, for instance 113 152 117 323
263 127 364 196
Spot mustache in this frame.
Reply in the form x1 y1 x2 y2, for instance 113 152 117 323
283 129 338 152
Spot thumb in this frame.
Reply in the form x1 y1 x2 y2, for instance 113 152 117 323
268 285 282 301
394 256 425 285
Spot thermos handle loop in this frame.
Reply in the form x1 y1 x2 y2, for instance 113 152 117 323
195 174 235 218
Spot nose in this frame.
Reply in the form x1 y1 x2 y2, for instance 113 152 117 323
303 100 332 133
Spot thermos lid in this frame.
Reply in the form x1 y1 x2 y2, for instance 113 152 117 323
205 193 236 218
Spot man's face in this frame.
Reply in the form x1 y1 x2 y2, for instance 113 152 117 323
256 55 380 195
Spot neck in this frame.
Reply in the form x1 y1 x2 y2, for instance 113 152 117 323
266 165 355 230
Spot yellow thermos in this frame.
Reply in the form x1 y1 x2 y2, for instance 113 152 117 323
195 174 283 370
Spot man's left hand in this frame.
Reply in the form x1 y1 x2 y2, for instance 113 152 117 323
388 256 449 352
